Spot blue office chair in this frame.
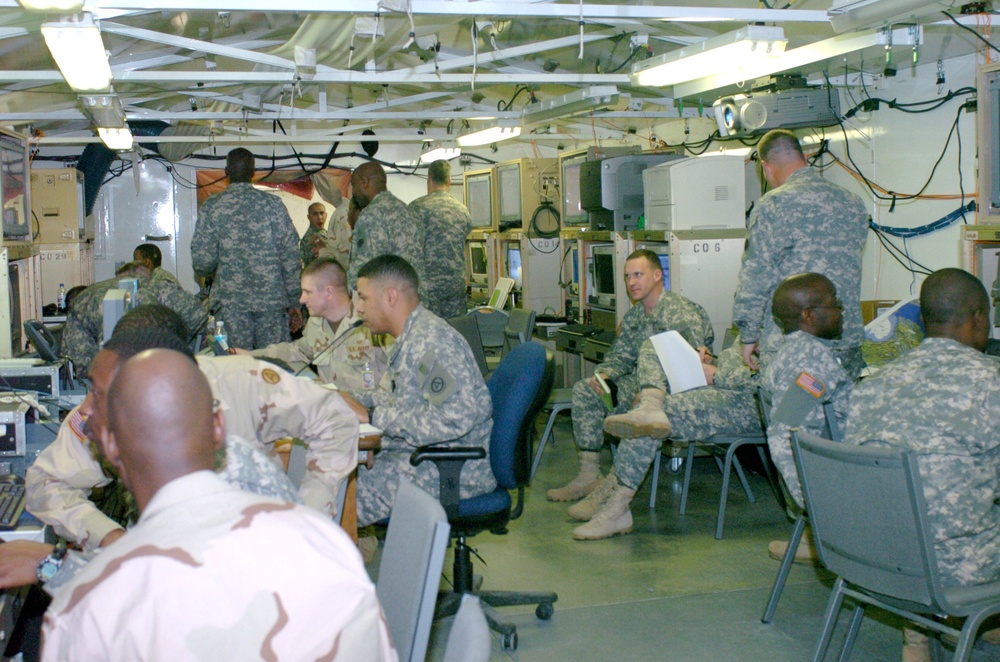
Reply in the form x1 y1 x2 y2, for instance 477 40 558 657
410 341 558 652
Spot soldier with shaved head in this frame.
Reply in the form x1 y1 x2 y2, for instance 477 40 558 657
41 349 394 661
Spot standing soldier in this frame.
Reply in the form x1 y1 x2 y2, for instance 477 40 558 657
299 202 330 268
409 159 473 319
191 147 303 350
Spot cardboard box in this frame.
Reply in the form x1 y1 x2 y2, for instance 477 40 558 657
861 299 899 325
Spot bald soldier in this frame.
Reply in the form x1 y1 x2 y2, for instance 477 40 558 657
27 306 362 552
41 349 395 661
300 202 331 267
345 162 427 300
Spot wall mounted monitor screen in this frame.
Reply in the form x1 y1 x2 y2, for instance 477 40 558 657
561 156 588 226
497 164 522 228
592 246 616 296
468 242 488 283
507 245 523 290
465 173 493 228
658 253 670 290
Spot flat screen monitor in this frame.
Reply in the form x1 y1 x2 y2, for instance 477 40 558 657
658 254 670 290
572 247 580 286
507 245 523 291
465 173 493 229
497 163 522 228
468 242 488 284
561 155 588 226
591 246 616 297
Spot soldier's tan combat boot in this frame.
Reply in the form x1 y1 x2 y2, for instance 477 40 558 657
602 389 672 439
546 451 602 502
572 484 636 540
567 470 618 521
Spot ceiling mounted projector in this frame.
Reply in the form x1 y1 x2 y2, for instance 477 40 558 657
713 87 842 137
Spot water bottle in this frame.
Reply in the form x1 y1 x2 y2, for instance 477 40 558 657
57 283 66 311
214 320 229 352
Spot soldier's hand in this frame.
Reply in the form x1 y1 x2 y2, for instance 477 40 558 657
230 348 251 356
588 373 606 396
100 529 125 547
288 308 304 334
697 346 714 365
702 363 718 386
338 392 370 424
0 541 53 588
741 342 759 371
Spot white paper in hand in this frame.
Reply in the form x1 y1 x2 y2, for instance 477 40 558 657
649 330 708 394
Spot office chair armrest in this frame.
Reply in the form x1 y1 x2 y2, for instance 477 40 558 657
409 446 486 519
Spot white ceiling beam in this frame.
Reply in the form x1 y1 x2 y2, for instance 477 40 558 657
0 109 522 121
0 2 829 23
0 70 629 84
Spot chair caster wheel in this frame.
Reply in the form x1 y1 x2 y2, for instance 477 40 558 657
536 602 554 620
501 632 518 651
666 457 684 475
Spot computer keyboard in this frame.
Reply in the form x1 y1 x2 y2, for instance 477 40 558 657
0 481 26 531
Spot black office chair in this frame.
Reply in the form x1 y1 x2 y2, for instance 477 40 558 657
410 341 557 652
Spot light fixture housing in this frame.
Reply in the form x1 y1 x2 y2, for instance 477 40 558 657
41 13 112 92
16 0 83 9
457 121 521 147
828 0 958 33
630 26 786 88
420 144 461 163
97 127 133 151
521 85 620 124
79 93 125 128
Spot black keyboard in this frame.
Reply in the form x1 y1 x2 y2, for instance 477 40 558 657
0 482 26 531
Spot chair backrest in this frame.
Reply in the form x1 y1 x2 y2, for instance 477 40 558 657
441 595 491 662
469 308 508 349
376 480 451 662
504 308 536 348
792 430 939 609
448 314 489 377
486 341 554 490
760 385 842 441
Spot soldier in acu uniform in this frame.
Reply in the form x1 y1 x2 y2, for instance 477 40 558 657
734 129 869 378
191 147 303 350
347 255 494 527
546 250 714 517
299 202 331 268
408 159 473 319
346 162 427 301
61 262 206 378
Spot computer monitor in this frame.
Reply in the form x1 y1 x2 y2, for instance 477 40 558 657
561 155 588 227
465 172 493 229
588 244 616 308
496 163 522 230
102 289 128 342
658 253 670 290
467 241 488 285
506 244 523 291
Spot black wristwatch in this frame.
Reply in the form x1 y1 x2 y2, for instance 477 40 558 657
36 539 68 584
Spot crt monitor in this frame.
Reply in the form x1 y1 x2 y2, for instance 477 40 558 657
467 241 488 284
561 155 588 226
496 163 522 229
506 244 523 291
465 173 493 229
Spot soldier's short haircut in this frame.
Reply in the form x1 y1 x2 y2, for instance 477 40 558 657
357 254 419 292
115 261 149 278
920 268 988 327
302 257 348 291
134 244 162 268
113 304 189 341
103 327 195 362
225 147 256 183
427 159 451 186
757 129 804 164
625 248 662 273
772 272 835 334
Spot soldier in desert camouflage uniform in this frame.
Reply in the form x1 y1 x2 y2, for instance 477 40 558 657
28 317 361 552
734 129 869 378
299 202 331 267
348 255 494 527
846 269 1000 588
326 199 355 268
41 350 394 661
547 250 714 518
244 257 388 391
408 159 473 319
61 262 206 378
576 337 762 539
346 162 427 300
191 147 302 350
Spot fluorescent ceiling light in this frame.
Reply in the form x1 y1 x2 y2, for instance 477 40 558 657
17 0 83 9
420 144 461 163
41 13 112 92
630 26 787 88
674 26 919 97
79 93 125 128
97 127 133 151
522 86 620 124
457 122 521 147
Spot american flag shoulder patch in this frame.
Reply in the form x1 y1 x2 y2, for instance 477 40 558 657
795 372 826 398
68 409 88 443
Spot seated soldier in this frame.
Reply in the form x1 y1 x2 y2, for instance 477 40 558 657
238 257 388 391
132 243 180 285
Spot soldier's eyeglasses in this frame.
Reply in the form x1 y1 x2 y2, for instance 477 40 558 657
806 298 843 311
